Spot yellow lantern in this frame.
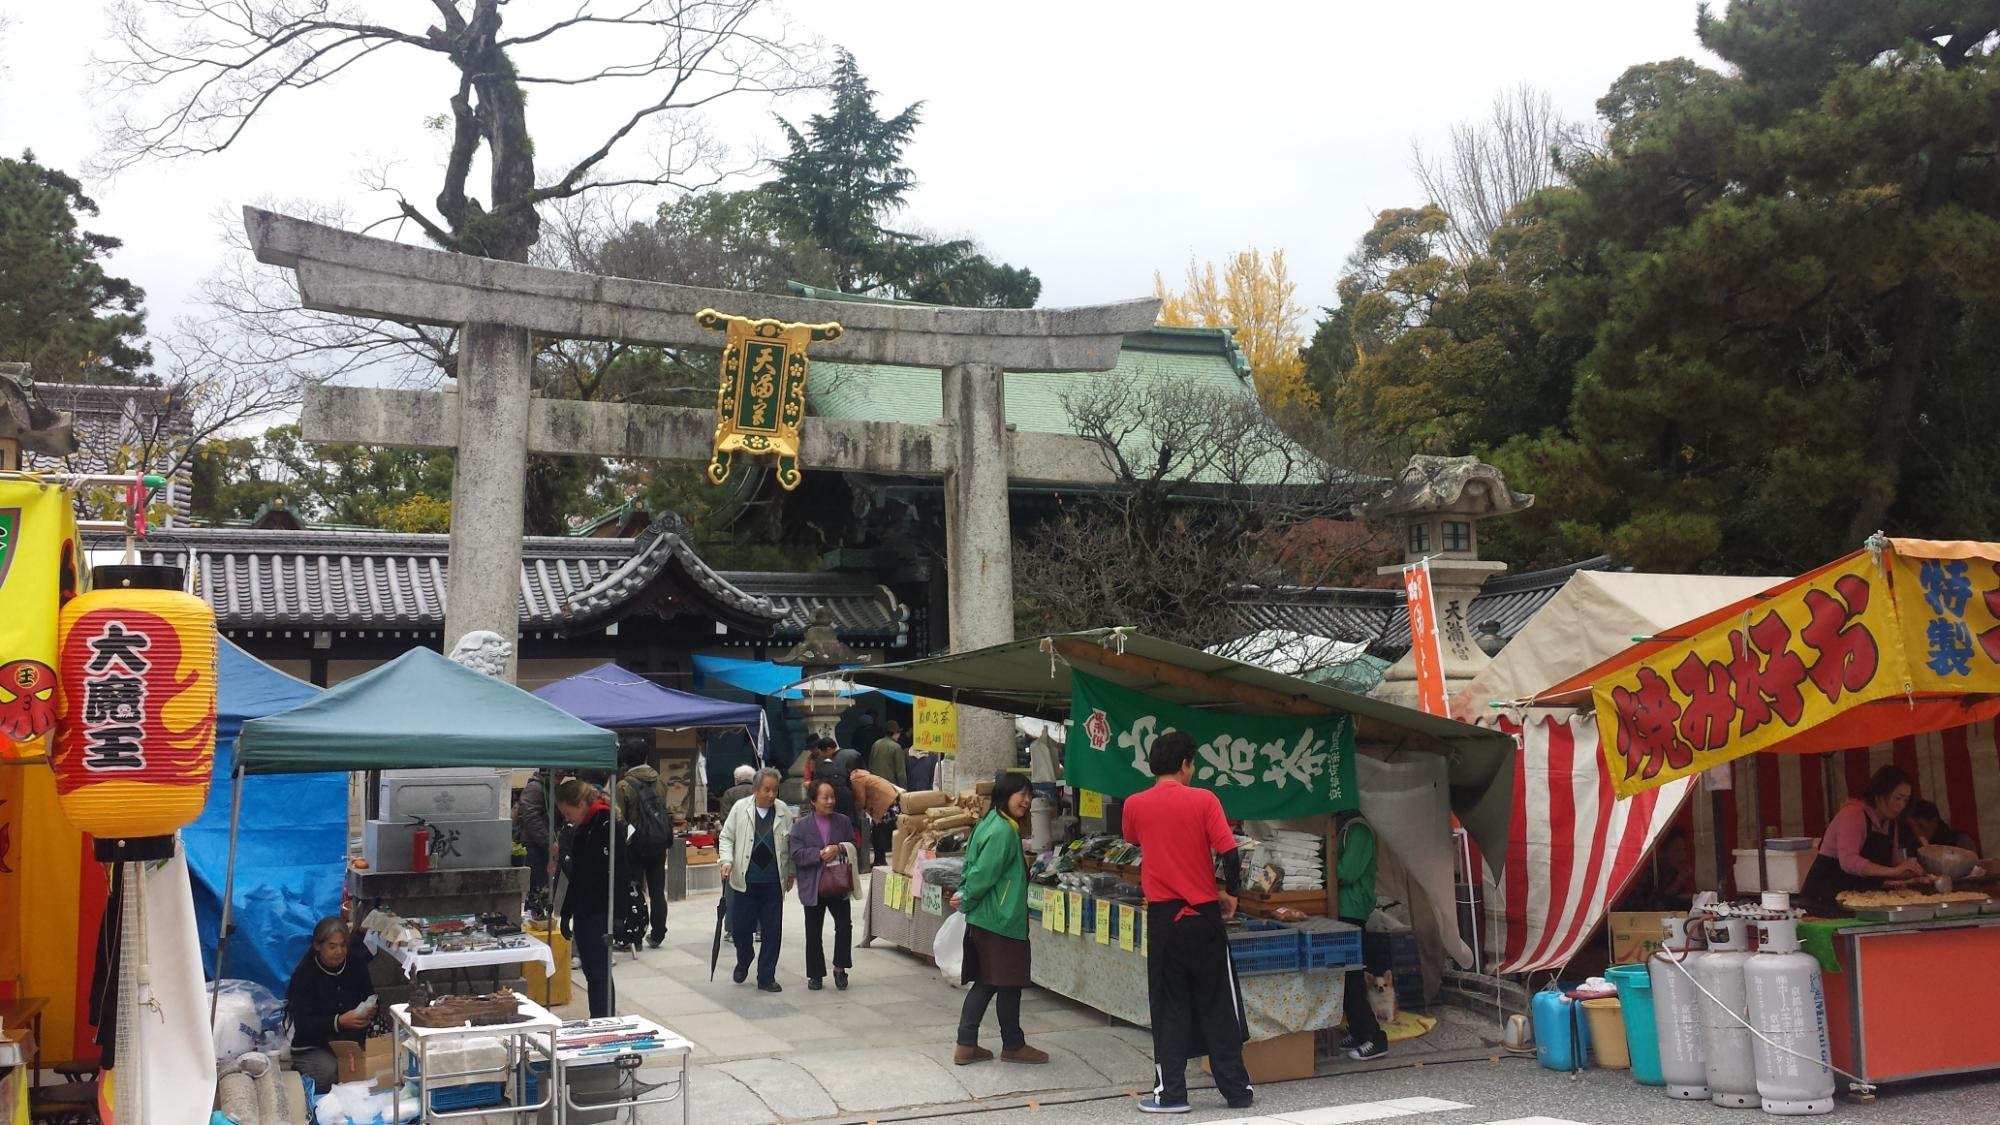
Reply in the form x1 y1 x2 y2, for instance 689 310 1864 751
53 566 216 858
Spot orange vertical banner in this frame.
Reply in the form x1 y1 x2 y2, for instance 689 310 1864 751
1403 558 1448 716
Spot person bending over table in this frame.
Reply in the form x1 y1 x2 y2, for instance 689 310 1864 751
285 917 375 1092
1800 765 1923 907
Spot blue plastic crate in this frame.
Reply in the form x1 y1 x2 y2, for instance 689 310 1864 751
1227 920 1301 975
426 1066 542 1111
1300 921 1364 969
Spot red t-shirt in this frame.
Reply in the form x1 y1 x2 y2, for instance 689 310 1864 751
1121 778 1237 906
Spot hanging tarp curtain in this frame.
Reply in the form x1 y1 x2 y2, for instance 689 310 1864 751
237 647 616 773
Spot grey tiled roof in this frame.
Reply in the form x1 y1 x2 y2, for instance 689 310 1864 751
89 525 908 642
20 383 193 517
1230 556 1615 659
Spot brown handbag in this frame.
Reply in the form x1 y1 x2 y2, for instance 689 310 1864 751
818 853 854 899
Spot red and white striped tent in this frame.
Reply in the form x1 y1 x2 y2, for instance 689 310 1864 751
1452 571 1779 975
1458 563 2000 976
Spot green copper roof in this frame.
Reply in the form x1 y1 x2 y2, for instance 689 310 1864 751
807 327 1254 436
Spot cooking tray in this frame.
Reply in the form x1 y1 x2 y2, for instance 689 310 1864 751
1851 903 1938 922
1932 900 1985 918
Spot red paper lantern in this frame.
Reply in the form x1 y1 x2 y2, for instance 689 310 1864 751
52 566 216 858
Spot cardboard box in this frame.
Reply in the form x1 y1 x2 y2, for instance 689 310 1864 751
685 845 719 865
1607 911 1675 966
1203 1030 1315 1082
330 1035 395 1088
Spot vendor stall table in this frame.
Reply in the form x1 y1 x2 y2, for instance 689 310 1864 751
0 999 43 1089
369 932 556 984
390 996 559 1122
861 867 953 958
1819 913 2000 1085
551 1015 692 1125
1028 925 1349 1041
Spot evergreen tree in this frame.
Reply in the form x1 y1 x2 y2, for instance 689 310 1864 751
0 152 149 383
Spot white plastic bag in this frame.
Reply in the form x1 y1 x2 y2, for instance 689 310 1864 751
933 910 968 983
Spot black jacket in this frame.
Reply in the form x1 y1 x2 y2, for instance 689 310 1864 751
285 943 375 1052
561 805 616 925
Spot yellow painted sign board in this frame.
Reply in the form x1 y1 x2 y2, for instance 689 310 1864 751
1078 789 1104 819
914 695 958 756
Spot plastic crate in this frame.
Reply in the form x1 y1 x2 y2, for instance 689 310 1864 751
1227 920 1302 975
426 1067 542 1112
1300 921 1363 969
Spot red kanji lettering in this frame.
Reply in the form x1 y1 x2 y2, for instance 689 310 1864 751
1980 563 2000 665
1672 651 1735 752
1611 667 1691 782
1801 573 1880 704
1728 613 1808 736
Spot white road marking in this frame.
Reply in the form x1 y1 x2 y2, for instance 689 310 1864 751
1259 1097 1477 1124
1474 1118 1595 1125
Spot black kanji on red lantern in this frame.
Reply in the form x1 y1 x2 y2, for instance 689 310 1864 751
84 724 146 770
85 622 152 675
81 675 145 726
1800 574 1881 704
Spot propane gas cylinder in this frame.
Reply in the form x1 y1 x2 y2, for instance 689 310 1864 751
1650 914 1711 1101
1745 917 1834 1116
1693 915 1759 1109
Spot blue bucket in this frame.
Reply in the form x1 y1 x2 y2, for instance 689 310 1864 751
1606 963 1664 1085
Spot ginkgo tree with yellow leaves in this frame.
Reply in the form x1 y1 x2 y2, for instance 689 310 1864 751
1153 248 1317 410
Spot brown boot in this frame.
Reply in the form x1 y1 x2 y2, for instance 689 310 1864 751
953 1045 994 1065
1001 1045 1049 1064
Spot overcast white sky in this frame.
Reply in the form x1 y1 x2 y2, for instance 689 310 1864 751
0 1 1712 349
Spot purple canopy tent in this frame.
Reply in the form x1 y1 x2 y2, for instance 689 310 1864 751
533 663 765 737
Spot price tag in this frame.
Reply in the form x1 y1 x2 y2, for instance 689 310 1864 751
1118 905 1136 952
1094 901 1111 945
1044 894 1062 931
1078 789 1104 818
1066 891 1084 936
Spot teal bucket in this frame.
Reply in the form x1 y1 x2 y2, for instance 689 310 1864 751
1606 963 1664 1085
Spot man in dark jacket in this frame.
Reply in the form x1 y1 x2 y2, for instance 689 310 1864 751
615 744 674 949
513 770 554 915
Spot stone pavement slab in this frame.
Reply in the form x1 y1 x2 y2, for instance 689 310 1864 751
911 1039 1108 1100
790 1046 970 1113
709 1057 840 1120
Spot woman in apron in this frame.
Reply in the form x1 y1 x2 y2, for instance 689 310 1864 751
1800 765 1924 908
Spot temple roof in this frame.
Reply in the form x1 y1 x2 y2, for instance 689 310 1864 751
1230 555 1615 659
91 523 908 645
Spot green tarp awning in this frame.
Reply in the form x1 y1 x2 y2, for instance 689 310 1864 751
236 647 616 774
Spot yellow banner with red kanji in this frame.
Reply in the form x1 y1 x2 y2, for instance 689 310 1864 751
1593 553 1906 798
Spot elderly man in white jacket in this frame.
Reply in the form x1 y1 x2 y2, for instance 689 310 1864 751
718 767 796 991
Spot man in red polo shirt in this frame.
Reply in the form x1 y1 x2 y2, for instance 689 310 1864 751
1120 730 1250 1114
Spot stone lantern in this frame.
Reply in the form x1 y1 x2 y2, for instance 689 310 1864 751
775 607 874 741
1362 455 1533 711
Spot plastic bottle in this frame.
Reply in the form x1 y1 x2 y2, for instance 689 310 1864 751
1693 915 1758 1109
1649 914 1711 1101
1744 917 1834 1115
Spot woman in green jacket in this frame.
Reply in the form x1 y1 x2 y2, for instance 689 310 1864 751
948 772 1048 1065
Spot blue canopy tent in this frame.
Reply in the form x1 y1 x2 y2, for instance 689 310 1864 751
690 654 914 702
532 662 764 735
184 640 334 991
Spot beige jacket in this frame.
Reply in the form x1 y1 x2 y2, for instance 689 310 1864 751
717 796 797 893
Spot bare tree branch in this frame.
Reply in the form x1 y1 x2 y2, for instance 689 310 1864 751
1410 82 1600 263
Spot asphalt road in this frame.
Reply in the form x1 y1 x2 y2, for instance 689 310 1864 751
847 1054 2000 1124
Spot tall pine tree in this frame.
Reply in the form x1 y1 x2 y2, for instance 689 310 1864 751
0 152 149 383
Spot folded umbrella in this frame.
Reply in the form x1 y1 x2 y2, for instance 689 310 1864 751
709 888 730 981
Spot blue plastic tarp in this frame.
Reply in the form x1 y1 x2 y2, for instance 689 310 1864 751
692 654 914 703
532 663 763 730
184 640 340 991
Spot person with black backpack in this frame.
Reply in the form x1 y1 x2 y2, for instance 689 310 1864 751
615 743 675 949
808 735 865 846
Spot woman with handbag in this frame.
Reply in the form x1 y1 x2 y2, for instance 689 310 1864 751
789 778 860 991
949 772 1047 1065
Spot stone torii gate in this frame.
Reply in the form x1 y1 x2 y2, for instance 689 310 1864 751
245 209 1157 784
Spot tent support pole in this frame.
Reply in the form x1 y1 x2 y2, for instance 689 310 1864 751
211 763 246 1027
608 770 618 1015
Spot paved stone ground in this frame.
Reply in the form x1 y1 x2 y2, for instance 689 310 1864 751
545 882 1501 1123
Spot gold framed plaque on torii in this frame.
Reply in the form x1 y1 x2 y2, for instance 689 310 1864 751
695 309 843 491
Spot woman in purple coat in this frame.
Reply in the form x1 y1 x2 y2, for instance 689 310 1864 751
790 779 858 990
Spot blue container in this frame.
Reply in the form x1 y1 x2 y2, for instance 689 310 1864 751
1606 964 1664 1086
1300 921 1364 969
1227 920 1302 975
1532 983 1593 1071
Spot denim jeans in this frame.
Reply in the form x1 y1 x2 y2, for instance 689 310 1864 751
957 983 1025 1050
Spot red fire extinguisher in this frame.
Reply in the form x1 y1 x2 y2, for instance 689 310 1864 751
411 820 432 874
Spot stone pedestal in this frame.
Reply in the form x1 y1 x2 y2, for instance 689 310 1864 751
1373 558 1506 712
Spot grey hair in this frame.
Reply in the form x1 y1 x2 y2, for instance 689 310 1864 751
733 765 756 784
756 767 783 786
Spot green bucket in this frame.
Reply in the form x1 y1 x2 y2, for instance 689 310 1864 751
1605 963 1663 1085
